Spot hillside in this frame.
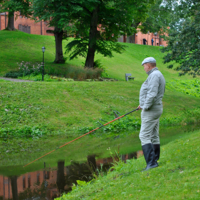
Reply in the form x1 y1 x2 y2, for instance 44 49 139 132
0 30 193 81
0 30 200 175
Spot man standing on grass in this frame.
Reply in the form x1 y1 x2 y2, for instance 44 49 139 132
138 57 165 171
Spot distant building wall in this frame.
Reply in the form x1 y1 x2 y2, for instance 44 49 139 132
0 13 8 30
0 12 54 36
134 30 167 46
118 30 168 47
0 12 167 47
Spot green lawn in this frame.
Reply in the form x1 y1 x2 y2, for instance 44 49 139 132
0 30 192 81
58 129 200 200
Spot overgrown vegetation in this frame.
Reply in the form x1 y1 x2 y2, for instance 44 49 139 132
0 126 47 140
167 79 200 97
162 0 200 77
5 61 103 81
5 61 42 78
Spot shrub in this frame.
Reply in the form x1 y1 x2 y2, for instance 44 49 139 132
46 65 103 81
4 61 42 78
5 61 104 81
167 79 200 97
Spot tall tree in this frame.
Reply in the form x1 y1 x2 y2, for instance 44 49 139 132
0 0 30 31
161 0 200 77
65 0 155 68
140 0 178 34
10 176 19 200
32 0 77 63
32 0 63 63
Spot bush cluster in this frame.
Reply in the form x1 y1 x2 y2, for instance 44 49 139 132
0 126 47 140
167 79 200 97
47 65 103 81
4 61 104 81
5 61 42 78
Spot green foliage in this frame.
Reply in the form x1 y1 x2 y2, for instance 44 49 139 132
79 116 141 137
4 61 103 80
79 107 200 138
140 0 176 34
0 126 47 140
47 65 103 80
161 0 200 77
167 79 200 97
0 0 31 17
5 61 42 78
65 38 126 61
64 0 155 67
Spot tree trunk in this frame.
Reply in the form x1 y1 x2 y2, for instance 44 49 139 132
128 34 136 43
85 6 99 68
54 27 65 63
127 21 140 44
6 11 15 31
56 161 65 194
10 176 18 200
87 155 97 172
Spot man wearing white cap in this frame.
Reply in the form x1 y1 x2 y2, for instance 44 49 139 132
138 57 165 171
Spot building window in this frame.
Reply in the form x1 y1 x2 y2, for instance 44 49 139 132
28 175 31 188
37 173 40 184
23 176 26 189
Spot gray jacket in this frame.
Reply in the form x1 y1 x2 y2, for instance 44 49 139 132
139 67 165 110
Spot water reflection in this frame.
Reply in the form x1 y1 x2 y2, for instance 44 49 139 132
0 151 142 200
1 124 199 199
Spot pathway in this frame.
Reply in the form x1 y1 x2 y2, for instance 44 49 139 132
0 77 34 82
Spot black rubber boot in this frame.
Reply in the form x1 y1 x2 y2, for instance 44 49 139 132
153 144 160 162
142 143 158 171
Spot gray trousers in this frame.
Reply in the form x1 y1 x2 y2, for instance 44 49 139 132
139 106 163 146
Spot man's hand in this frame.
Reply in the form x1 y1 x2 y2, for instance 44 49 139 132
137 105 142 110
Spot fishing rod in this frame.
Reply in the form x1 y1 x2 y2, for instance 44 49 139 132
23 108 139 167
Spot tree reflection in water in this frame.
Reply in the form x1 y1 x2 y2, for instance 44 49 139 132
0 151 140 199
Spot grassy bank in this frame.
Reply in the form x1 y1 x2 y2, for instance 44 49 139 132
0 80 200 175
58 130 200 200
1 81 200 134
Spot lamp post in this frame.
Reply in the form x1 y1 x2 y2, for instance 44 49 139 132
42 46 45 81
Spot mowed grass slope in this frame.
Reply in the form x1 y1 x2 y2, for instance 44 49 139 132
1 81 200 132
0 30 193 81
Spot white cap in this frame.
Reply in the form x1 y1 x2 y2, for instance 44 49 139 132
141 57 156 65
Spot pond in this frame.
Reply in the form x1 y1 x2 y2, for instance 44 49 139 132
0 124 199 199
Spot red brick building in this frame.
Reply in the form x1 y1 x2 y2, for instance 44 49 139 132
0 12 54 36
0 12 167 47
118 31 167 46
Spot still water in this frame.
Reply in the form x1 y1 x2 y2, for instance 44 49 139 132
0 124 199 200
0 151 142 200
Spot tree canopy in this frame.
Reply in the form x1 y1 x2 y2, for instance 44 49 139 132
161 0 200 77
64 0 155 68
0 0 31 30
140 0 177 34
31 0 77 63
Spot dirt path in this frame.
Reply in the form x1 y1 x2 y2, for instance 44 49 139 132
0 77 34 82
